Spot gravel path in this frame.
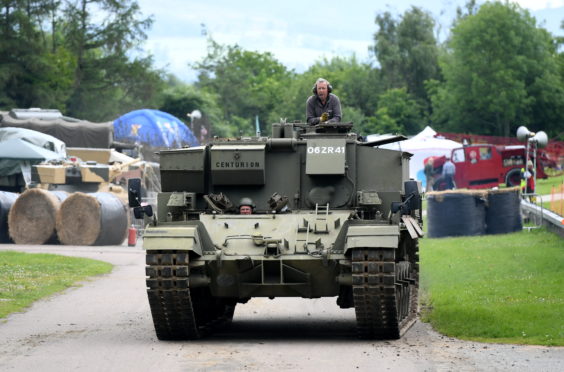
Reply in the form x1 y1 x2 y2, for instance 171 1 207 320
1 243 562 371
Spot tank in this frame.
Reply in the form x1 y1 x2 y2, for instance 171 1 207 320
30 149 141 200
129 122 423 340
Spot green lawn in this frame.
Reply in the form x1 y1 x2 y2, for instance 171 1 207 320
0 251 113 318
419 228 564 345
535 173 564 196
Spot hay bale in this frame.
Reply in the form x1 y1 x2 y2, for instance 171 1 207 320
0 191 19 243
427 190 487 238
8 189 67 244
56 192 128 246
486 188 522 234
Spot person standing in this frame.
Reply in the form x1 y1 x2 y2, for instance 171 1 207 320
424 157 435 192
442 157 456 190
524 160 535 194
306 78 342 125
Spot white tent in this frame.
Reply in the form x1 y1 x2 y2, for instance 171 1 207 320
367 126 461 187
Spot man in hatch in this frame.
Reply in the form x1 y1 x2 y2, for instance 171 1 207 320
306 78 342 125
239 197 255 215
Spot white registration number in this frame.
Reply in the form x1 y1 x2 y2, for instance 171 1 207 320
307 146 345 154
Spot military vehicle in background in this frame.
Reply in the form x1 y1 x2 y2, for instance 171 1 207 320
31 148 151 201
129 121 422 340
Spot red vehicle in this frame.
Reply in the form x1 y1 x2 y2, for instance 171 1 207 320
428 144 547 190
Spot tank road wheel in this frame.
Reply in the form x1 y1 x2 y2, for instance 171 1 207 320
351 247 418 339
145 251 236 340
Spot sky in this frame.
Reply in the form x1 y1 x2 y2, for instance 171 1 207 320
134 0 564 82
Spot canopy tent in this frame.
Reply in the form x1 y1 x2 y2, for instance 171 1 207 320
113 109 199 149
0 138 62 161
0 126 66 156
368 126 461 187
0 109 113 148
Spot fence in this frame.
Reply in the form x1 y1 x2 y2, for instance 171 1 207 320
550 183 564 216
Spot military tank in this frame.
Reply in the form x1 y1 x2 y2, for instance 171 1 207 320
31 148 140 198
129 122 422 340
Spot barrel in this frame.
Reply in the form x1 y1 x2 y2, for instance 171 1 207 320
56 192 129 245
427 190 487 238
486 188 522 234
8 189 68 244
0 191 18 243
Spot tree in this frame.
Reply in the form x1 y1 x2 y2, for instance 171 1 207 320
397 7 440 102
370 88 423 135
194 38 292 135
0 0 75 110
61 0 162 121
372 7 440 104
372 11 402 90
437 2 564 137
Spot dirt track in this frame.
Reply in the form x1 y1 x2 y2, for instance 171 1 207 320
1 243 563 371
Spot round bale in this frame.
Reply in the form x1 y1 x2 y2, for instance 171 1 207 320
8 189 67 244
486 187 522 234
56 192 129 246
427 189 487 238
0 191 19 243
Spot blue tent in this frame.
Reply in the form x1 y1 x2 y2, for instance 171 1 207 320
113 109 199 148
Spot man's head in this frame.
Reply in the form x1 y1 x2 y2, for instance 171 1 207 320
527 160 533 169
313 78 332 101
239 205 252 215
239 197 255 215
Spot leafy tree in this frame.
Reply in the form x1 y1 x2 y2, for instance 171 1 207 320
0 0 74 110
158 83 235 140
372 7 440 104
372 11 402 90
373 88 423 135
61 0 162 121
194 38 292 135
437 2 564 137
397 7 440 102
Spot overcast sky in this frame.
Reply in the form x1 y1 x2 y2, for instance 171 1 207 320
134 0 564 82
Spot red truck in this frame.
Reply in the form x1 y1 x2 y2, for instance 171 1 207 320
427 144 547 191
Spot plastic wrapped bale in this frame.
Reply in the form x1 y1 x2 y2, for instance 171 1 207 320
56 192 129 246
486 187 522 234
8 189 68 244
0 191 19 243
427 190 487 238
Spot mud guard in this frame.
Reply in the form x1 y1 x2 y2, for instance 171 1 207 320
143 226 203 256
344 225 399 255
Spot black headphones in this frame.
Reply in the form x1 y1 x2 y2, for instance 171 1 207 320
312 79 332 95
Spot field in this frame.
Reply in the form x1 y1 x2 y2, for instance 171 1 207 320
419 228 564 346
0 251 112 318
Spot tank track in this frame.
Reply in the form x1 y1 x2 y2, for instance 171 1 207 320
351 245 418 339
145 250 235 340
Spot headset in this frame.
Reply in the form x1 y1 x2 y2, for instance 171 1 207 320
312 78 332 95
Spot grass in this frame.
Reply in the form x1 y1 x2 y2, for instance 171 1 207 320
419 228 564 346
0 251 113 318
535 173 564 197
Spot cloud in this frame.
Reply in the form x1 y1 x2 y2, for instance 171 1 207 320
137 0 563 82
510 0 564 11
